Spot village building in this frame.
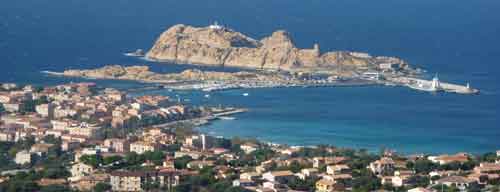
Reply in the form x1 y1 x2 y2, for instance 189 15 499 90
428 153 469 165
110 170 180 192
315 178 336 192
15 150 33 165
103 138 130 153
436 176 476 191
130 141 159 154
240 143 258 154
369 157 395 175
186 160 215 169
70 162 95 178
327 164 351 175
262 170 295 183
70 174 109 191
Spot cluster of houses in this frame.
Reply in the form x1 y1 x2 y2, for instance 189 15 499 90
229 150 500 192
0 82 187 143
0 83 192 190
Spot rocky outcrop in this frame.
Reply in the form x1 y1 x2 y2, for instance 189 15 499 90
146 24 409 71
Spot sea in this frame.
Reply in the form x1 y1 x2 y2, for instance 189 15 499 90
1 0 499 154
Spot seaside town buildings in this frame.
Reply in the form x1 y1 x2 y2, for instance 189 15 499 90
0 82 499 192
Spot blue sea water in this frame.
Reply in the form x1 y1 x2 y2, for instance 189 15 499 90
1 0 499 154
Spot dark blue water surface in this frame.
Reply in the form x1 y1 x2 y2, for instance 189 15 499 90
1 0 499 154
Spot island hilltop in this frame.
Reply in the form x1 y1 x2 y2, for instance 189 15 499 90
146 23 411 73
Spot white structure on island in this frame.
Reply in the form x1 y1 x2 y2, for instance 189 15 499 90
209 21 224 30
431 73 441 91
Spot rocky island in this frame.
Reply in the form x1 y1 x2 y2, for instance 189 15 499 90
47 24 477 94
146 23 412 73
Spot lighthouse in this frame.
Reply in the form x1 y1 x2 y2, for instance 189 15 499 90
431 74 440 91
201 134 206 151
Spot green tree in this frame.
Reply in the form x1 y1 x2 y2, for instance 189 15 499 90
93 182 112 192
174 156 193 169
42 165 71 179
124 152 145 166
103 155 123 165
80 154 103 168
40 185 73 192
413 159 438 174
143 151 165 166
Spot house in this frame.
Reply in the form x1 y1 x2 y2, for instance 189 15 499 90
316 178 336 192
428 153 469 165
240 172 261 181
35 103 55 119
15 150 33 165
232 179 256 187
3 103 21 112
61 140 80 151
388 170 415 187
211 147 229 155
260 181 290 192
369 157 395 175
313 156 348 168
104 138 130 153
70 162 94 178
70 174 109 191
0 132 15 142
36 178 67 187
186 160 215 169
240 143 258 154
174 150 206 160
300 168 319 178
474 163 500 174
323 174 353 187
30 143 54 156
163 156 175 169
429 170 460 178
436 176 476 191
110 170 180 192
408 187 435 192
262 170 295 183
130 141 158 154
378 63 400 71
327 164 351 175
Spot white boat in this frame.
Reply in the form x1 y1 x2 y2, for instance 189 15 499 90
204 94 210 98
242 93 249 96
218 116 236 120
124 49 145 57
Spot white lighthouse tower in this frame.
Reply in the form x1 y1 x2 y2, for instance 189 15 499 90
431 73 440 91
201 134 206 151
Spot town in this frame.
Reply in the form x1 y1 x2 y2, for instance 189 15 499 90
0 82 498 192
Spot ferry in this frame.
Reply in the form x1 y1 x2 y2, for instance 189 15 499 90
124 49 145 57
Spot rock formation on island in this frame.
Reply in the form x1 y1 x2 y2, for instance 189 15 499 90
146 24 409 71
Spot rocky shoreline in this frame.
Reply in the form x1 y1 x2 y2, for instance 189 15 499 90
43 65 383 92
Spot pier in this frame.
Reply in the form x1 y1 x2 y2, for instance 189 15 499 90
392 77 479 95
